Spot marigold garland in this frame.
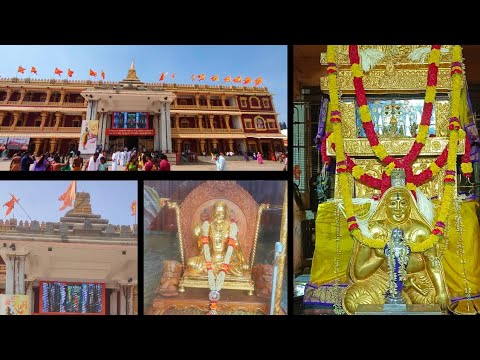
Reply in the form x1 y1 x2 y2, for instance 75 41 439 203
327 45 465 252
348 45 440 168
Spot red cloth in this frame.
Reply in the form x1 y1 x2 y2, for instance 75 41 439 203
159 159 170 171
144 161 154 171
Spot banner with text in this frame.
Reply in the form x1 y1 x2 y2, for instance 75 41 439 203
106 129 155 136
78 120 99 154
0 295 30 315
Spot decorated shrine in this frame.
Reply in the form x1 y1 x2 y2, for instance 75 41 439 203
298 45 480 315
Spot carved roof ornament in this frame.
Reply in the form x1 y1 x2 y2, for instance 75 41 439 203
320 45 457 93
126 60 139 81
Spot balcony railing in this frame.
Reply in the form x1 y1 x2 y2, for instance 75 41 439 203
171 104 239 111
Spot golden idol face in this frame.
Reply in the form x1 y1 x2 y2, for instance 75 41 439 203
386 191 411 224
213 202 227 222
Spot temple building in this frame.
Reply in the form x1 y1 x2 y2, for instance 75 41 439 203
0 192 138 315
0 62 285 159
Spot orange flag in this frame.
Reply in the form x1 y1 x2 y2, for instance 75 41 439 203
211 74 219 81
254 76 263 86
233 76 242 83
243 76 252 85
89 69 97 77
18 66 26 74
198 73 205 81
68 69 74 77
101 70 105 80
54 68 63 76
31 67 37 75
171 73 175 79
191 74 195 82
58 181 76 211
3 194 19 217
159 72 166 81
224 75 231 83
131 200 137 216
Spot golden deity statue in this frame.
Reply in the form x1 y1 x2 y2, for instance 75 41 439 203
343 184 450 314
185 201 250 277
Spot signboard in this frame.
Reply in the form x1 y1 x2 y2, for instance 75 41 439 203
112 112 148 129
39 281 105 315
0 137 8 151
0 295 30 315
106 129 155 136
7 137 30 150
78 120 99 154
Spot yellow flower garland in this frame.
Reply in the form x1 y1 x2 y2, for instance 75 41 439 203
328 45 464 253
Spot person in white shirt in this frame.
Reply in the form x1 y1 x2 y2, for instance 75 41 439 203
112 150 120 171
216 153 226 171
120 149 127 166
85 152 100 171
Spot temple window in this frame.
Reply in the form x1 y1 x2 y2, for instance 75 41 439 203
249 96 261 109
267 119 276 129
239 97 247 107
244 119 253 129
262 98 270 108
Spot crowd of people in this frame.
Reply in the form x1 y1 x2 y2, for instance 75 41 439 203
7 147 171 171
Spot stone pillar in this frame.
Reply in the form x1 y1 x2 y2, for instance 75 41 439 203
11 112 21 129
19 90 26 104
128 286 134 315
206 95 211 109
153 114 160 151
209 115 214 129
225 115 231 130
119 286 127 315
198 114 203 130
200 139 206 153
26 281 34 314
40 111 48 130
176 139 182 154
86 100 98 121
228 139 234 152
5 254 27 295
212 139 218 151
34 139 42 156
0 112 6 126
221 95 226 108
59 90 66 105
165 102 172 153
195 95 200 107
175 114 180 129
159 106 166 152
49 138 58 153
243 139 248 153
54 112 62 130
4 89 12 103
110 289 118 315
45 90 52 103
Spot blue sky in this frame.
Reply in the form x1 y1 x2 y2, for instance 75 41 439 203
0 45 287 123
1 181 137 225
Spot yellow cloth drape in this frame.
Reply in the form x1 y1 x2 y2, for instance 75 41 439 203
311 200 480 298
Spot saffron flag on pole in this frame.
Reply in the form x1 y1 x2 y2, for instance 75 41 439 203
243 76 252 85
224 75 231 83
31 67 37 75
58 181 76 211
89 69 97 77
101 70 105 80
211 74 219 81
191 74 195 82
254 76 263 86
54 68 63 76
68 69 74 77
198 73 205 81
131 200 137 216
3 194 19 217
159 72 166 81
18 66 26 74
171 73 175 79
233 76 242 83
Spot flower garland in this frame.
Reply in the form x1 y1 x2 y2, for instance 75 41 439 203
327 45 464 252
348 45 441 169
200 221 239 315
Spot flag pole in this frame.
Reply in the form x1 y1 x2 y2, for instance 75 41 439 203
11 196 33 221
